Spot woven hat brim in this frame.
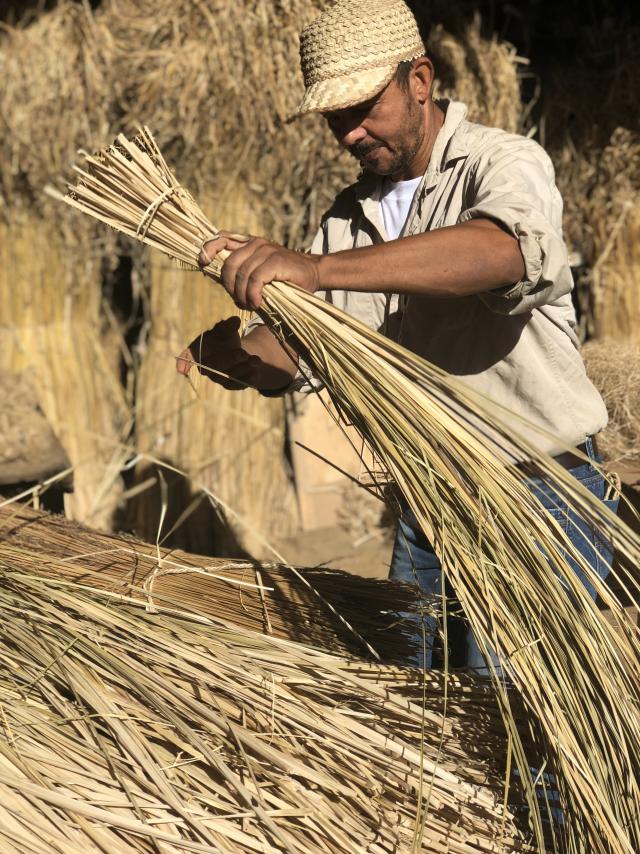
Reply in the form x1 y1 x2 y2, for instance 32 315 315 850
295 64 396 117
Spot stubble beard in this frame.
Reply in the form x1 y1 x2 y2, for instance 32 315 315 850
349 96 425 178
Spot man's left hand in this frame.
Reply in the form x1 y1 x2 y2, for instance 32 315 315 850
198 234 321 310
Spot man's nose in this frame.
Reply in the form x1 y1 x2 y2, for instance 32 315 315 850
325 111 367 147
339 124 367 147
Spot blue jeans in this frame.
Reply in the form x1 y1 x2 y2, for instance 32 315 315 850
390 437 619 670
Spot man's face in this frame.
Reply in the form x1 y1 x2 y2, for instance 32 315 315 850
322 77 425 179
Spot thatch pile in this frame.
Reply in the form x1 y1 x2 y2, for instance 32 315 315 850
0 504 536 852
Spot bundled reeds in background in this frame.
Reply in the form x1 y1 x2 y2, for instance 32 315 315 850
0 210 128 529
128 191 299 557
0 4 128 528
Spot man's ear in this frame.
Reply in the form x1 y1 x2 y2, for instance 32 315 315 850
410 57 435 104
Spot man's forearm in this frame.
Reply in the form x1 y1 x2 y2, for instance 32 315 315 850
242 325 299 391
316 219 525 297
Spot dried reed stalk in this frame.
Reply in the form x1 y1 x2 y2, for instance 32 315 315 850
0 564 533 852
49 128 640 853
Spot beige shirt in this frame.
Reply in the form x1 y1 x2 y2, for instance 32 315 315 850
254 100 608 456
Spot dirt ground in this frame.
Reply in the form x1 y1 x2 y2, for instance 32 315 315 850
272 524 394 579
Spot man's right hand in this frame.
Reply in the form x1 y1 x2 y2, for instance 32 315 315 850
176 316 261 391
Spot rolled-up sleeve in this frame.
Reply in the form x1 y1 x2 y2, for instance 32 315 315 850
457 137 574 315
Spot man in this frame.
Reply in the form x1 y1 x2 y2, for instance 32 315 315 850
177 0 614 668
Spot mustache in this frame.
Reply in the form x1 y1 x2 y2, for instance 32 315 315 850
348 141 387 159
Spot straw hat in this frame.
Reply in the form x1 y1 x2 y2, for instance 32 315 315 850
296 0 426 116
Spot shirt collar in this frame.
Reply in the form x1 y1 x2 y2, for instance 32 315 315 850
424 99 468 186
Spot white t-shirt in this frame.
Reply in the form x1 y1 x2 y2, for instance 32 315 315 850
379 175 422 240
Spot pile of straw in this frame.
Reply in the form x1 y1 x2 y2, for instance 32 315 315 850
0 560 533 852
582 337 640 465
50 128 640 853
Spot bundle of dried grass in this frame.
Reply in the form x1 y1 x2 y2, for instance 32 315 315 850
0 212 128 529
582 338 640 465
0 502 417 660
0 565 534 852
50 128 640 853
0 1 112 210
0 4 129 528
554 128 640 341
430 16 523 134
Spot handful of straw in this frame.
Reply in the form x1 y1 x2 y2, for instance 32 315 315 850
49 128 640 853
